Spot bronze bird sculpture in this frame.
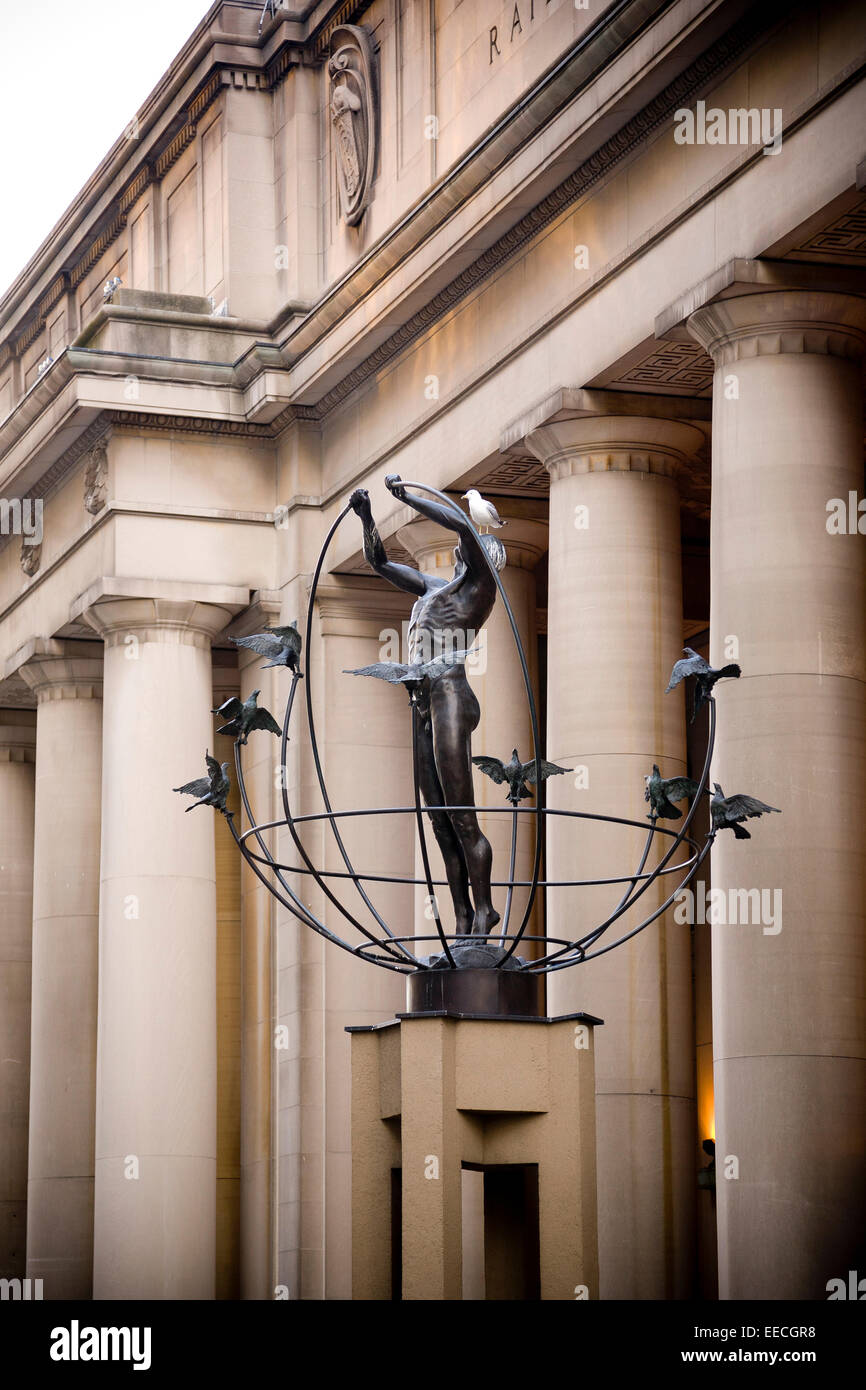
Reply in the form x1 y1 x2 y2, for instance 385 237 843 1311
232 621 302 674
173 752 231 815
665 647 741 722
472 748 570 805
710 783 780 839
344 648 473 694
644 763 704 820
212 690 282 744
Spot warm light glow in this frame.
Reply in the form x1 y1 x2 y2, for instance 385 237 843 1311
697 1047 715 1144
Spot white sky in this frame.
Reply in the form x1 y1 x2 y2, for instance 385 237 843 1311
0 0 214 300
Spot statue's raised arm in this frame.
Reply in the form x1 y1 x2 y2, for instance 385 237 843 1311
348 486 427 596
383 474 491 584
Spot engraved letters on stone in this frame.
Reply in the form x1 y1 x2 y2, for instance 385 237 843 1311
328 25 377 227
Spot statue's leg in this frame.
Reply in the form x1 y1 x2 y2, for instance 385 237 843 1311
413 705 474 936
429 678 500 938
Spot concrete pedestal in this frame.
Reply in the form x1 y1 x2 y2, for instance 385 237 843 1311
349 1008 600 1300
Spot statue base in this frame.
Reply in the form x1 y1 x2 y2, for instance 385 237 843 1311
408 937 542 1017
347 1008 602 1299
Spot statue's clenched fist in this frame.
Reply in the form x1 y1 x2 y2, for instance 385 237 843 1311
349 488 372 518
384 473 406 501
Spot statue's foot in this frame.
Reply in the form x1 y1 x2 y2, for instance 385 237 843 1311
454 915 473 937
471 905 500 937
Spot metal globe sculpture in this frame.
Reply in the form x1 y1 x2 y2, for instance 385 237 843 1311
176 479 775 989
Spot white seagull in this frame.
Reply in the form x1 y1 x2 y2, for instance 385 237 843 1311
461 489 506 532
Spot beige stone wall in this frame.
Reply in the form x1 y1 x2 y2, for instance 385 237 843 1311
0 0 864 1303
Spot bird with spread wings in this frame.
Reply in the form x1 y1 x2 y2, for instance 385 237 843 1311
345 649 473 695
472 748 570 805
173 752 231 815
665 647 741 722
212 690 282 745
710 784 780 839
232 621 302 673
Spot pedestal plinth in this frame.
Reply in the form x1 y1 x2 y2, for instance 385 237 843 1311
348 1005 601 1300
407 951 543 1017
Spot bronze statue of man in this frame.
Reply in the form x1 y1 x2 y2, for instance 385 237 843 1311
349 474 502 937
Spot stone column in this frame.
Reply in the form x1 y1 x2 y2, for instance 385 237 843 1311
84 596 235 1299
519 394 703 1298
18 642 102 1300
211 650 242 1301
0 712 36 1279
295 582 411 1299
396 512 547 946
687 289 866 1300
228 595 281 1300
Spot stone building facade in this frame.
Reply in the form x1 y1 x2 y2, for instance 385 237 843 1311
0 0 864 1300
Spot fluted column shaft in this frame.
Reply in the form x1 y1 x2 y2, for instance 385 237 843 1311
524 414 700 1298
688 289 866 1300
0 714 36 1279
19 642 103 1299
84 597 233 1299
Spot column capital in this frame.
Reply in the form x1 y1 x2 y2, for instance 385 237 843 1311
687 289 866 367
501 388 707 486
81 599 238 650
523 415 704 486
69 578 249 649
17 638 104 703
